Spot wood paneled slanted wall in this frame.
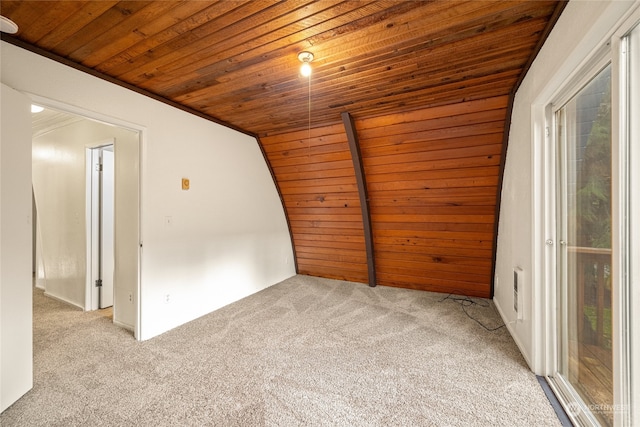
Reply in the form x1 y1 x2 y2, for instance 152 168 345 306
261 124 368 284
262 96 507 298
357 96 507 298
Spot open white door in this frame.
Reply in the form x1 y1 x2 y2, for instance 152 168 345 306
100 147 114 308
88 144 114 310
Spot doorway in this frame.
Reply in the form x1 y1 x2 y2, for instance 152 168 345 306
31 104 140 336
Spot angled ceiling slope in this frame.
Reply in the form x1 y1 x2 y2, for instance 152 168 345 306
1 0 566 297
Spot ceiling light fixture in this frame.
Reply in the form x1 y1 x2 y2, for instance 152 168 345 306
31 105 44 113
298 51 314 77
0 16 19 34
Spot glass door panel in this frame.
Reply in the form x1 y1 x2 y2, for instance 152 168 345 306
556 64 613 426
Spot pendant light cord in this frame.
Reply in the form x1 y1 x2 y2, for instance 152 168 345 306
308 73 311 157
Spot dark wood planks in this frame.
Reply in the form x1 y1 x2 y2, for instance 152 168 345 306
263 95 507 297
356 96 509 298
261 124 368 284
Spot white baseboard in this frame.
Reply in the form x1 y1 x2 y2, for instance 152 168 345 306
494 297 534 370
43 291 84 310
113 319 134 332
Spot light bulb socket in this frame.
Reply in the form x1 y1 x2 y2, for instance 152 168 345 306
298 51 314 63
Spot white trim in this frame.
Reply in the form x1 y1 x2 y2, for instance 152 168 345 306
530 103 545 374
113 319 134 333
84 148 93 311
552 47 611 111
628 26 640 427
611 20 630 427
614 8 640 425
540 103 558 377
27 93 144 135
135 121 146 341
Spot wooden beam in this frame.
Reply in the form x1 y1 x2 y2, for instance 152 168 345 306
341 112 376 287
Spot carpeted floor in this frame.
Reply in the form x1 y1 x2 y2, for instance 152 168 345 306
1 275 560 426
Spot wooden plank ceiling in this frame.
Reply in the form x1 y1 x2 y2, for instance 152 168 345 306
1 0 565 298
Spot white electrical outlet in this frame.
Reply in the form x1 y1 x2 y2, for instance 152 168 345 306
165 294 170 304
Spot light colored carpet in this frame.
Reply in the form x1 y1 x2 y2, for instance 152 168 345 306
1 275 560 426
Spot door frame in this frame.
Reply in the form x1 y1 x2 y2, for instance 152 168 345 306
538 9 640 426
29 93 145 340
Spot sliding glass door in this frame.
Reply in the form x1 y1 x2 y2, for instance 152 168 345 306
555 64 613 426
547 13 639 425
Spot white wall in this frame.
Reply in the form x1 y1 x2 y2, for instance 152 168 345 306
495 0 637 372
1 41 295 341
0 84 33 412
32 117 139 329
113 128 139 330
32 120 86 307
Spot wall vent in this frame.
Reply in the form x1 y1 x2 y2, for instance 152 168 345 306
513 267 524 321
